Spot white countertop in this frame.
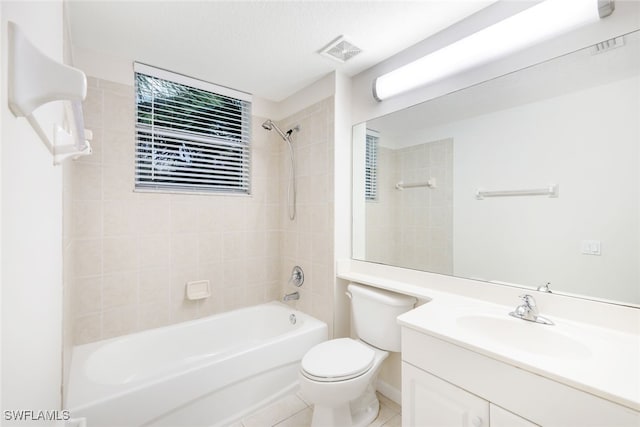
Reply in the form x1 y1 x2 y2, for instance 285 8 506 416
337 260 640 412
399 295 640 411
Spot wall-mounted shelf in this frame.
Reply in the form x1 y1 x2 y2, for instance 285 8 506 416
396 178 437 190
8 21 92 165
475 184 559 200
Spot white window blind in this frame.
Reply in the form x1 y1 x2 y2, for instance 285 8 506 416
365 130 379 201
134 63 252 194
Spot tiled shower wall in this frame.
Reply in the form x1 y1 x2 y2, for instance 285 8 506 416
65 77 334 344
278 98 335 337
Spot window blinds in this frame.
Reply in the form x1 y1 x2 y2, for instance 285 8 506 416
365 130 379 201
134 63 252 194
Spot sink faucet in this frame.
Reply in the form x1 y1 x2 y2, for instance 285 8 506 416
509 294 554 325
283 291 300 302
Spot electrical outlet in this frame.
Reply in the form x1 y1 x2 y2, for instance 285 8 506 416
581 240 601 256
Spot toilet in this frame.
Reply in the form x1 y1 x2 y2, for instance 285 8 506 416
299 283 417 427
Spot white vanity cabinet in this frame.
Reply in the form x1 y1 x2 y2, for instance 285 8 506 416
403 362 537 427
401 327 639 427
403 361 489 427
490 404 538 427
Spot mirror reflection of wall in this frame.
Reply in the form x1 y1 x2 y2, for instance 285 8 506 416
353 29 640 306
365 137 453 274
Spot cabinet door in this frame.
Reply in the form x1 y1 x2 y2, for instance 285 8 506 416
403 362 489 427
490 404 539 427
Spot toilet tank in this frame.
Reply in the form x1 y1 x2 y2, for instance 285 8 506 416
348 283 417 352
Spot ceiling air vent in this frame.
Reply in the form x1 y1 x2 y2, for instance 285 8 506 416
320 35 362 63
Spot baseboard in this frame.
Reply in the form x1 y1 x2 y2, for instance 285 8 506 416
376 379 401 406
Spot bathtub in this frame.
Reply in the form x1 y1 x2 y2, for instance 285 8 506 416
66 302 327 427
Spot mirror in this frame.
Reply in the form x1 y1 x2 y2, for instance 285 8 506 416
353 29 640 306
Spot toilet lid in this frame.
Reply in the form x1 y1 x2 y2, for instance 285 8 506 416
301 338 375 382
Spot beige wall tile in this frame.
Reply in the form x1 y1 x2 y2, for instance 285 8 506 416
138 235 171 269
171 233 199 269
103 200 138 236
103 237 138 273
223 231 247 262
73 239 102 277
72 276 102 316
103 165 137 201
73 314 102 345
139 267 172 304
103 306 138 339
138 301 171 330
72 163 102 201
103 271 138 309
171 201 202 233
103 91 134 132
72 200 102 238
170 299 199 323
198 232 223 265
137 198 171 235
82 87 103 130
103 129 135 166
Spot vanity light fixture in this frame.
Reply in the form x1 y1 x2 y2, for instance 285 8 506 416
373 0 615 101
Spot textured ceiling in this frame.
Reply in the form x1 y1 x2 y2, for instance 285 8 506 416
66 1 497 101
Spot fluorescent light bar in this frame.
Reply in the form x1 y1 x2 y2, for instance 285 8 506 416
373 0 614 101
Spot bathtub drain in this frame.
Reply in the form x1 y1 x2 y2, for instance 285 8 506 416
289 314 297 325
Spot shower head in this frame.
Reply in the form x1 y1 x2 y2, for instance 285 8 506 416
262 119 294 141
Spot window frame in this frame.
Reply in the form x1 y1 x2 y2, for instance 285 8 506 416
133 62 252 195
365 129 379 202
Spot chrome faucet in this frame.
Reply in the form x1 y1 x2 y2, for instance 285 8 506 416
536 282 552 293
509 294 554 325
283 291 300 302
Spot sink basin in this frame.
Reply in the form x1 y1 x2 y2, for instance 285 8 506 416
456 315 592 360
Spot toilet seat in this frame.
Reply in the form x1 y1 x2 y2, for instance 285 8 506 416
301 338 375 383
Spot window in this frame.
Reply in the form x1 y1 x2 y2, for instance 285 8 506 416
365 129 379 201
134 63 252 194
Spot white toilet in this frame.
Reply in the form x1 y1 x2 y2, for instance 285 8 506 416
299 283 417 427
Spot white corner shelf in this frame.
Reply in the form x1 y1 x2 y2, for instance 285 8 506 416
8 21 92 164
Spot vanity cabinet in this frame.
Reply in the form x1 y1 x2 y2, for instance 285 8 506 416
403 362 488 427
403 362 536 427
401 327 639 427
490 404 538 427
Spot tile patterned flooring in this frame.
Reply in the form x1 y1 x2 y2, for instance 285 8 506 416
230 392 401 427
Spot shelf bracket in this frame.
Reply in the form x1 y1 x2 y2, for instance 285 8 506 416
8 21 92 165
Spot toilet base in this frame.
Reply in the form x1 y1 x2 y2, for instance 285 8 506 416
310 384 380 427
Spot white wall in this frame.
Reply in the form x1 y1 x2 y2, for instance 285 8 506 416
1 0 65 418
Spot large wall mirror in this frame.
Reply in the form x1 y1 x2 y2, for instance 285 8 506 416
353 29 639 306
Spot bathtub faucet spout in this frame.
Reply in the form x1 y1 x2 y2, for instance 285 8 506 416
283 292 300 302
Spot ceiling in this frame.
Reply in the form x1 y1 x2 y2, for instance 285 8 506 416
65 0 497 102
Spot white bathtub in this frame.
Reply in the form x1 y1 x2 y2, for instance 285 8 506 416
66 302 327 427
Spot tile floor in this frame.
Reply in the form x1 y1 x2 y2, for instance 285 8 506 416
230 392 401 427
